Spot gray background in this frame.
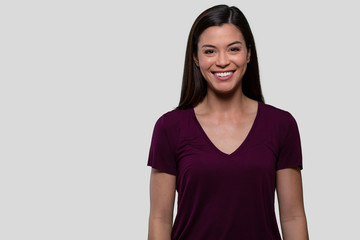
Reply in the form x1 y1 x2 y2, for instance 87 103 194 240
1 0 359 239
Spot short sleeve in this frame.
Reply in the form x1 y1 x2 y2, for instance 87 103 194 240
147 115 177 175
276 113 303 170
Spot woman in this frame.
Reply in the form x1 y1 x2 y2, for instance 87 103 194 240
147 5 309 240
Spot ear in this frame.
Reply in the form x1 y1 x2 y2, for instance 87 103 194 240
193 55 199 67
246 48 251 63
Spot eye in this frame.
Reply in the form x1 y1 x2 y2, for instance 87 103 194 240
204 49 215 55
229 47 240 52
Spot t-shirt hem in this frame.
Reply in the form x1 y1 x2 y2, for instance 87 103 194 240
147 163 177 176
276 164 303 171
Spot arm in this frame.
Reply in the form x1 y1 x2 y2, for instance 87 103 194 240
276 168 309 240
148 168 176 240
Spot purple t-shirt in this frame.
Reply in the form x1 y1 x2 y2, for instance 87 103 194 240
147 101 302 240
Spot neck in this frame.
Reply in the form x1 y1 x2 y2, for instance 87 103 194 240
199 87 252 115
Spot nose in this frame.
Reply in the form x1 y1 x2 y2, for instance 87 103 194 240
216 51 230 68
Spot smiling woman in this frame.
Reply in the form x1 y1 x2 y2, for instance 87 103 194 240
147 4 309 240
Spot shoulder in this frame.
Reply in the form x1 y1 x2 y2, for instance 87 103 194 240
259 102 300 138
260 102 297 124
153 108 191 140
156 108 190 128
151 108 191 150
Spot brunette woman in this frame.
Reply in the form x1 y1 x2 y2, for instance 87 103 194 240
147 5 309 240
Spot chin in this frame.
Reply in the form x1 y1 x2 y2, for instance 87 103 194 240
216 83 238 91
211 87 238 97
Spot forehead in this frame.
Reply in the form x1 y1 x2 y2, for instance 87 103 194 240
198 24 245 45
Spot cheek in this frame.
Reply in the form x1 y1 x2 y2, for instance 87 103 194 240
198 57 213 70
199 67 212 81
232 55 248 66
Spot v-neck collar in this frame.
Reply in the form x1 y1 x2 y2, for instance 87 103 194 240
191 101 261 158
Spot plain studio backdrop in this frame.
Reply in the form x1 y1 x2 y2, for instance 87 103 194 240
0 0 359 239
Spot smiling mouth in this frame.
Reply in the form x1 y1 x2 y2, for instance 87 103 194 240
212 70 235 80
213 71 234 77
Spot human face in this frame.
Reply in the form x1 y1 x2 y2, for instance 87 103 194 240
194 24 251 95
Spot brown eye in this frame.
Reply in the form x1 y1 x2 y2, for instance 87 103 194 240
204 49 215 54
230 47 240 52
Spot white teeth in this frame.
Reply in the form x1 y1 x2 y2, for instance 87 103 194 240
214 72 232 77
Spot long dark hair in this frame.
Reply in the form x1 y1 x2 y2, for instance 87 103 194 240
176 5 264 110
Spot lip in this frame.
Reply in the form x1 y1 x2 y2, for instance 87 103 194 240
212 70 235 81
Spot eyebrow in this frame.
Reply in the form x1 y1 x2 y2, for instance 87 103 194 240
201 41 243 49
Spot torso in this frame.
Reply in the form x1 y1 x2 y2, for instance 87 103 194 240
148 101 301 239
